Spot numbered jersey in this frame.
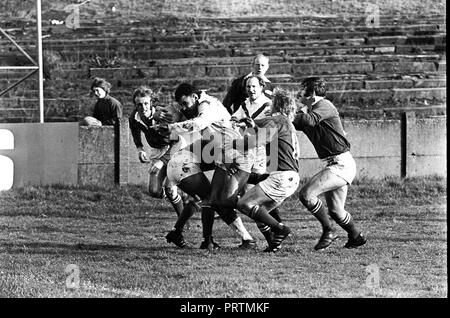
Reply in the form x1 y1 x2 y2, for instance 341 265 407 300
254 114 300 173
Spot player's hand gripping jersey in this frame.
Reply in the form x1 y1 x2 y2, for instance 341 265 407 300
129 103 184 162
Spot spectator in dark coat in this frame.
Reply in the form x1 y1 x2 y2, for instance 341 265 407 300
81 77 123 126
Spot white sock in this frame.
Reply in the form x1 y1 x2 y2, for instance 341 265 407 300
229 216 253 241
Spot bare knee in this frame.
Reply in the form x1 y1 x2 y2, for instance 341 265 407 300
149 185 164 199
236 199 254 216
164 185 178 201
328 208 346 221
298 188 316 208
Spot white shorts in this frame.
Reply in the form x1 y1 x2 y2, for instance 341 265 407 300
166 150 203 185
322 151 356 185
259 170 300 203
216 148 256 174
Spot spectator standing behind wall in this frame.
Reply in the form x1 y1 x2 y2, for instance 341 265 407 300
222 53 273 114
81 77 123 126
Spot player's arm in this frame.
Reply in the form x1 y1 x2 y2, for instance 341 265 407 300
232 119 277 150
223 78 241 114
153 104 183 124
292 102 335 129
129 117 150 162
231 102 246 121
167 101 216 137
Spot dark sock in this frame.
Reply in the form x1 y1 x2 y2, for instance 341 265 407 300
201 206 215 239
309 199 333 231
257 222 272 245
250 206 279 228
174 201 199 232
168 193 184 217
214 207 238 225
331 212 360 239
269 208 282 223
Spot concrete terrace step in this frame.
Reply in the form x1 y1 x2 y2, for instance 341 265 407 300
19 13 442 27
2 77 446 100
0 102 446 124
23 43 444 63
274 78 447 91
326 88 447 108
1 104 446 123
1 87 445 110
31 22 439 44
38 15 446 35
2 15 445 41
3 29 444 50
338 104 446 119
1 71 445 96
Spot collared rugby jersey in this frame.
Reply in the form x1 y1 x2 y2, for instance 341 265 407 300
292 98 350 159
253 114 300 172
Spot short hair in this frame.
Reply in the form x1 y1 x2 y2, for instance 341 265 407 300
174 83 197 103
272 87 297 118
300 77 327 97
90 77 111 95
253 53 269 65
132 86 158 105
245 75 266 88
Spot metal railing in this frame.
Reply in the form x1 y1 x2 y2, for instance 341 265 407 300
0 0 44 123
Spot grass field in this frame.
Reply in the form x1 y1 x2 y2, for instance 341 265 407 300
0 176 446 298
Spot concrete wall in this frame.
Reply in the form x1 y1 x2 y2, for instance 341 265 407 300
0 123 79 188
0 114 446 189
78 126 117 185
114 114 446 185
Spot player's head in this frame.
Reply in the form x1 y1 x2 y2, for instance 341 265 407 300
90 77 111 99
252 54 269 76
298 77 327 101
133 86 158 119
174 83 199 118
272 87 297 120
245 75 265 101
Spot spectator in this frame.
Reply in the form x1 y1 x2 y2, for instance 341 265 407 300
81 77 123 126
222 53 273 114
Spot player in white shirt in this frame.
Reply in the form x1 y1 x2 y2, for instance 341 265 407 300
162 83 257 249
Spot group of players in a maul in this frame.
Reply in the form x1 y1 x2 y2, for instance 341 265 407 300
90 53 368 253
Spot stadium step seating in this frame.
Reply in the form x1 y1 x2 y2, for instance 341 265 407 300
0 14 446 122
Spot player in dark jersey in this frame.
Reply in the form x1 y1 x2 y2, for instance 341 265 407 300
293 77 366 251
227 88 301 252
128 86 185 219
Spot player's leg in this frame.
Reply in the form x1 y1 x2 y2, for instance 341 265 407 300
209 166 256 248
242 173 282 247
236 184 290 252
162 175 184 218
165 150 213 248
298 169 346 250
165 172 211 248
148 160 166 199
325 185 366 248
249 171 284 224
148 159 186 222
